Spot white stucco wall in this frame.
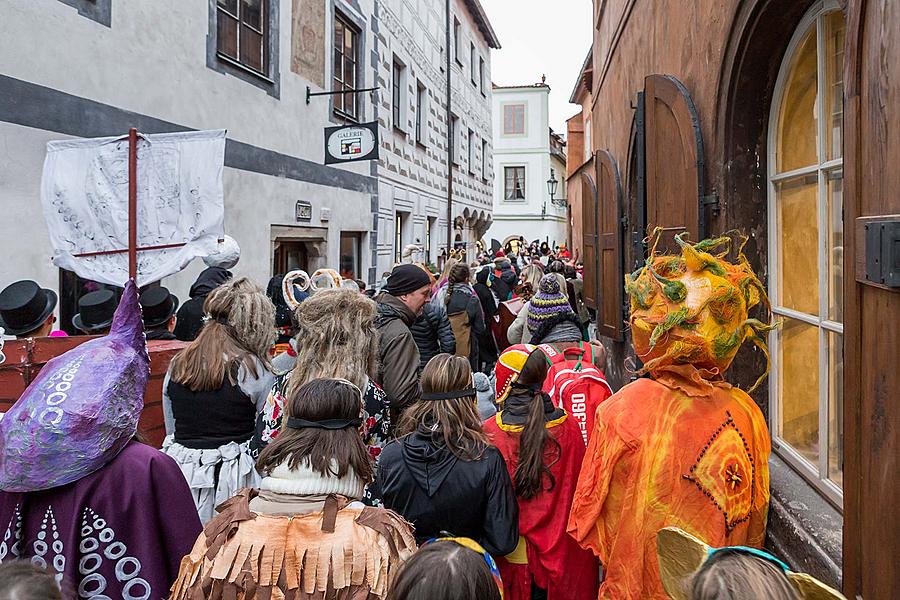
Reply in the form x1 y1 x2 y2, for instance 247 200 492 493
488 85 566 248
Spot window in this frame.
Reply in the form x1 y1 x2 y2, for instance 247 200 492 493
415 82 426 145
503 104 526 135
394 213 408 264
468 130 476 173
470 43 477 85
479 57 486 93
339 232 362 280
450 115 460 165
768 3 844 500
56 0 111 27
504 166 526 200
333 13 360 119
426 217 436 264
584 117 592 161
453 18 462 64
481 139 488 180
217 0 268 74
392 58 406 131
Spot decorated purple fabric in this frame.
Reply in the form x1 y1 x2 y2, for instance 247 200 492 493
0 280 149 492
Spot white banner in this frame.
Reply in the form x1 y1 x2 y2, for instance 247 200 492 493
41 130 226 287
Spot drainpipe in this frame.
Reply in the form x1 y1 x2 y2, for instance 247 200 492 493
445 0 453 254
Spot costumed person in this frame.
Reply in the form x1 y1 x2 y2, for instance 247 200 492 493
443 263 486 372
656 527 846 600
386 537 503 600
507 273 569 345
169 378 417 600
139 285 179 340
251 288 392 505
378 354 519 555
473 266 499 372
265 273 298 374
484 344 599 600
0 280 58 339
162 277 277 523
173 234 240 341
72 288 117 335
311 268 343 290
0 281 201 599
568 232 774 599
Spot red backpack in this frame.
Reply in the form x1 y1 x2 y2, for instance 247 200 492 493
538 343 613 445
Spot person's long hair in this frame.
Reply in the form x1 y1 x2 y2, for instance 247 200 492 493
256 378 373 482
436 257 460 288
444 263 471 307
385 541 501 600
398 354 489 460
285 289 378 396
520 263 544 292
691 550 800 600
169 277 274 391
509 349 560 500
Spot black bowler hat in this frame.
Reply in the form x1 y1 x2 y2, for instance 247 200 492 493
0 280 58 336
139 287 179 328
72 289 117 333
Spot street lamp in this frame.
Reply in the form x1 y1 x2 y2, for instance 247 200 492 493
547 172 566 208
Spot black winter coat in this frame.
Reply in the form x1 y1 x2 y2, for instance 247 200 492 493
378 429 519 555
410 303 456 370
173 267 232 341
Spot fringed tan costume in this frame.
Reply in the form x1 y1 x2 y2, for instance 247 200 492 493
170 490 416 600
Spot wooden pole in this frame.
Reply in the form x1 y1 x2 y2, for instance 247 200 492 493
127 127 138 281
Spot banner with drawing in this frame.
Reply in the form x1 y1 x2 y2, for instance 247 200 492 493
40 130 226 287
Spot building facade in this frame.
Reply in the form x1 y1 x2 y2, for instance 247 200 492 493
566 47 594 265
0 0 498 328
373 0 498 272
487 83 568 249
574 0 899 597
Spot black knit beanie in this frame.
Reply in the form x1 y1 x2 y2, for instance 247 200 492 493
385 264 432 296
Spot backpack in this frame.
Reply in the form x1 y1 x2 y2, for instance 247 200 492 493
538 342 613 445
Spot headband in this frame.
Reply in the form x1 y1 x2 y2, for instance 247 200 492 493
422 537 503 599
707 546 791 573
285 417 363 430
420 387 476 401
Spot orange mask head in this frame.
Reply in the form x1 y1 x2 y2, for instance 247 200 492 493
626 231 774 391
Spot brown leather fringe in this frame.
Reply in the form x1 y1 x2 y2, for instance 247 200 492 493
170 494 416 600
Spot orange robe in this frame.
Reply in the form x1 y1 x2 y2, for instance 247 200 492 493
567 365 770 599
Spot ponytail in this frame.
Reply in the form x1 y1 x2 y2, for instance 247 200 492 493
514 387 561 499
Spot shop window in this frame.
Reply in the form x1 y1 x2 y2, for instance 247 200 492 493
503 104 525 136
333 12 360 119
339 232 362 280
768 3 844 500
504 166 525 201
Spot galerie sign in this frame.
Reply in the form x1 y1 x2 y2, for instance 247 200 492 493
324 122 379 164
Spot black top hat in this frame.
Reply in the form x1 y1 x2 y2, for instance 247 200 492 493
0 280 58 336
139 287 179 328
73 289 117 333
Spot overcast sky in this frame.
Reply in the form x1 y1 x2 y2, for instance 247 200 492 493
480 0 593 137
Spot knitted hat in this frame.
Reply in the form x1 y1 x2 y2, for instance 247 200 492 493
527 274 574 334
385 264 432 296
495 344 536 404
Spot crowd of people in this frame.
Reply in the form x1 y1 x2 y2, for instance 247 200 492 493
0 235 846 600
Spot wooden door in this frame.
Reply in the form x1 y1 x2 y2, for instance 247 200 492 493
644 74 705 250
580 166 599 311
596 150 624 341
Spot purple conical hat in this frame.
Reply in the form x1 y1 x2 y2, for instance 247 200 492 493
0 281 149 492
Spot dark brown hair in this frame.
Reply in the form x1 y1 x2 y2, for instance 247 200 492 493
510 349 560 500
0 560 64 600
444 263 472 306
398 354 489 460
169 277 275 392
385 541 501 600
691 550 800 600
256 378 373 482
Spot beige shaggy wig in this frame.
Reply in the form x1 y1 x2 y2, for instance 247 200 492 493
286 288 379 395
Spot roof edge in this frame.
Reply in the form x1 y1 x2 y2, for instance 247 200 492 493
463 0 501 49
568 45 594 104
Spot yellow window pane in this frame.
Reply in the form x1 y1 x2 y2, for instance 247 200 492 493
778 317 820 467
776 175 819 315
827 170 843 322
777 25 818 173
824 11 844 161
827 332 843 487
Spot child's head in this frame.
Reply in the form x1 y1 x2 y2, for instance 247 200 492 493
0 560 63 600
386 538 502 600
691 550 800 600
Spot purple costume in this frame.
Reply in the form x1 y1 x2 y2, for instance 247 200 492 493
0 282 201 598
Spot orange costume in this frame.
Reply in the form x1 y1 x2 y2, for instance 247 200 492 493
568 233 774 599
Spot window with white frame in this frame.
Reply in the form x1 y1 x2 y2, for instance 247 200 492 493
768 0 844 502
503 104 525 136
504 166 525 201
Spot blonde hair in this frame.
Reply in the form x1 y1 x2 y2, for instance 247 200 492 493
691 551 800 600
520 264 544 291
286 289 378 395
169 277 275 391
398 354 489 460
